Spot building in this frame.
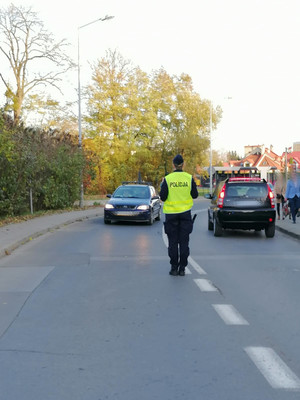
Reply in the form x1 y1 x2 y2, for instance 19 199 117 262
285 149 300 172
204 143 300 188
225 145 283 182
293 142 300 152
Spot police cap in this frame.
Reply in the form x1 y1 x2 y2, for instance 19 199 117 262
173 154 184 166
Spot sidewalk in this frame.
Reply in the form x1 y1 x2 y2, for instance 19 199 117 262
0 206 299 259
275 214 300 240
0 207 104 259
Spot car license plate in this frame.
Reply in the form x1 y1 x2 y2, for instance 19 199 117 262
115 211 135 216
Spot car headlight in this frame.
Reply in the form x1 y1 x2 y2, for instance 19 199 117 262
137 205 149 210
105 204 114 209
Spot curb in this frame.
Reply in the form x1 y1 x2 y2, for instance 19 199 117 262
0 211 103 259
275 225 300 240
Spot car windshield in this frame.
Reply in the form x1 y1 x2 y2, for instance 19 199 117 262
113 186 149 199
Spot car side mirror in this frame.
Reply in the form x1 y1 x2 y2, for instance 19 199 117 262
204 193 212 199
106 194 112 198
152 195 160 200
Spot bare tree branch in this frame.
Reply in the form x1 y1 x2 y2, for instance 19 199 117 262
0 72 9 90
0 4 75 124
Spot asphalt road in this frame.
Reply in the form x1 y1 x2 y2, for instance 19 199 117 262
0 199 299 399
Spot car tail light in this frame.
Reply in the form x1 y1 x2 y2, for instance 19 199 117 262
267 184 275 208
217 184 226 208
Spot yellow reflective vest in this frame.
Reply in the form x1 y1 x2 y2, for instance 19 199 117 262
163 171 193 214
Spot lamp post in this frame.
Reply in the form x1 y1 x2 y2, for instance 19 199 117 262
78 15 114 208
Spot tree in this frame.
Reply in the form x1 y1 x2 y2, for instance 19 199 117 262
84 50 223 193
0 106 88 216
227 150 241 161
85 50 159 192
212 150 226 165
149 70 222 175
23 94 78 134
0 4 75 124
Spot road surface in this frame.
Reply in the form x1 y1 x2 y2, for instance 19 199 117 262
0 199 299 399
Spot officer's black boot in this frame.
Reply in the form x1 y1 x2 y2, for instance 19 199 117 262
169 267 178 276
178 268 185 276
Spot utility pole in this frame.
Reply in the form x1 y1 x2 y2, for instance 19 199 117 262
77 15 114 207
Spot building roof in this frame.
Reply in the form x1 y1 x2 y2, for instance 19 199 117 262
224 146 284 171
256 153 281 168
288 151 300 164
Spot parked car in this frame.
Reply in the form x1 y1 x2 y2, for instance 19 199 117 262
204 177 276 237
104 181 161 225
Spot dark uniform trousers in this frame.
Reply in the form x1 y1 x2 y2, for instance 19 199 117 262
164 210 193 270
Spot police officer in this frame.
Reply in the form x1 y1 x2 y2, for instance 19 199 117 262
160 154 198 276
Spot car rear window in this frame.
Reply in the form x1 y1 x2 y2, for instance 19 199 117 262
226 183 268 198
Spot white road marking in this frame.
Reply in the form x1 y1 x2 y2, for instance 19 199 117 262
185 267 191 274
162 228 168 247
192 209 206 213
91 256 169 261
245 347 300 390
194 278 217 292
188 257 207 275
212 304 249 325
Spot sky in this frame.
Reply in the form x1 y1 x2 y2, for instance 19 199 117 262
1 0 300 157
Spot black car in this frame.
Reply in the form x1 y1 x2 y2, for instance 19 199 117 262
104 182 161 225
205 177 276 237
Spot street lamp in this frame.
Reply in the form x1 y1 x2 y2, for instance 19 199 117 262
77 15 114 208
